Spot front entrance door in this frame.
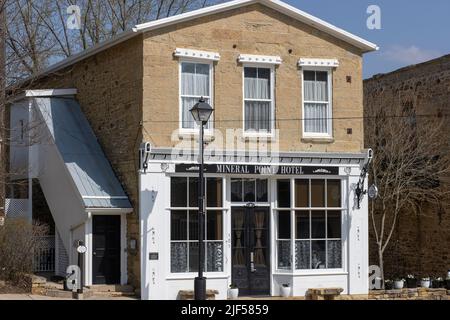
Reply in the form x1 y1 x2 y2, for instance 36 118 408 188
231 206 270 296
92 215 121 284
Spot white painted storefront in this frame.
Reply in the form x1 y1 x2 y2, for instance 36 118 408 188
139 150 369 300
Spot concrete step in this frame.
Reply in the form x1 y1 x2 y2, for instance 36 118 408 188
43 282 64 290
91 291 137 298
45 288 94 299
86 284 135 293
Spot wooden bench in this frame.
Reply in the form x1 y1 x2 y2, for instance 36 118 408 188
178 289 219 300
306 288 344 300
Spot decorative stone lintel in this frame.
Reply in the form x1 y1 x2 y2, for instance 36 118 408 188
174 48 220 61
238 54 282 65
298 58 339 68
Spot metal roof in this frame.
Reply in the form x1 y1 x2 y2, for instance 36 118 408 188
148 148 366 166
35 97 132 209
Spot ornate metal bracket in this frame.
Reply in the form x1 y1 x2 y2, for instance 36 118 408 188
355 149 373 209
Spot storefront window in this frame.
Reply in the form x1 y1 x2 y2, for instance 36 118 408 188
231 178 268 203
277 179 290 207
277 211 291 270
170 177 224 273
276 178 343 271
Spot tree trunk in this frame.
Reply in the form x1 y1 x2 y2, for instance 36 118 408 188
378 245 384 289
0 2 5 220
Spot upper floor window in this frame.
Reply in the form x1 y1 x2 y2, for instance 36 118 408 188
243 66 274 134
302 69 332 138
180 61 213 130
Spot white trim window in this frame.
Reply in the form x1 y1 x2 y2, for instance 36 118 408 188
302 69 333 138
243 66 275 135
275 178 343 271
170 177 224 273
179 61 213 130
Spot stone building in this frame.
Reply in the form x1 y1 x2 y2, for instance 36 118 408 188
364 54 450 278
7 0 377 299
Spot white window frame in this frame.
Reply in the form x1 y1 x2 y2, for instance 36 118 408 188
301 67 333 139
274 177 346 275
168 176 226 277
178 59 214 134
242 64 276 138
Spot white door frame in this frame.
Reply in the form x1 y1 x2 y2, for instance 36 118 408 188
84 211 128 286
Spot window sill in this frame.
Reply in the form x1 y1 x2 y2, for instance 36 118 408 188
178 131 215 142
241 133 276 142
273 270 348 276
166 273 228 280
301 136 334 144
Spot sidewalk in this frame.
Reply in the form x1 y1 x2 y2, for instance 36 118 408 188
0 294 137 300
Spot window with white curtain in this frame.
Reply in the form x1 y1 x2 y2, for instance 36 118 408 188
244 66 273 133
303 70 332 137
276 178 343 271
170 177 224 273
180 61 212 130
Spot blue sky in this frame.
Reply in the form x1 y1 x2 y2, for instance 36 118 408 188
284 0 450 78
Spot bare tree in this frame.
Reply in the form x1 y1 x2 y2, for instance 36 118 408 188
1 0 6 220
0 218 49 285
365 99 450 284
5 0 223 82
0 0 223 215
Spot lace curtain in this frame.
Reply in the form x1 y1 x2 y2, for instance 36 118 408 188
304 71 328 133
206 242 223 272
327 240 341 268
244 67 271 131
171 243 188 273
277 240 291 269
181 62 210 129
171 242 224 272
293 240 341 269
295 240 310 269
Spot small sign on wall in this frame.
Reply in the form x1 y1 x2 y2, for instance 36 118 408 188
149 252 159 260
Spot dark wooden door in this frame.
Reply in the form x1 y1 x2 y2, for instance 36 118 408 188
231 206 270 296
92 215 121 284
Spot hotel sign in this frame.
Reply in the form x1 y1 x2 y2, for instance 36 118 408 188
175 164 339 175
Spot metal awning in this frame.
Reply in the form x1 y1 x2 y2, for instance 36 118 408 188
147 148 366 166
35 97 132 209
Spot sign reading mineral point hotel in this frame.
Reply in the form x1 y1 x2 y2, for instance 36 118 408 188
175 164 338 175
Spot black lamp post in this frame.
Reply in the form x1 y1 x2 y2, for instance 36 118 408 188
189 97 214 300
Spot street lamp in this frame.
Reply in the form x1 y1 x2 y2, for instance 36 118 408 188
190 97 213 300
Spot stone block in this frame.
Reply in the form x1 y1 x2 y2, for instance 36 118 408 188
307 288 343 300
178 290 219 300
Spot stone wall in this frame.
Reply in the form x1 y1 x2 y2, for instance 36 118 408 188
142 3 365 153
31 36 144 288
364 54 450 278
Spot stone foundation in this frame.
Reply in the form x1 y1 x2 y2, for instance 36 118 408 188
338 288 450 300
